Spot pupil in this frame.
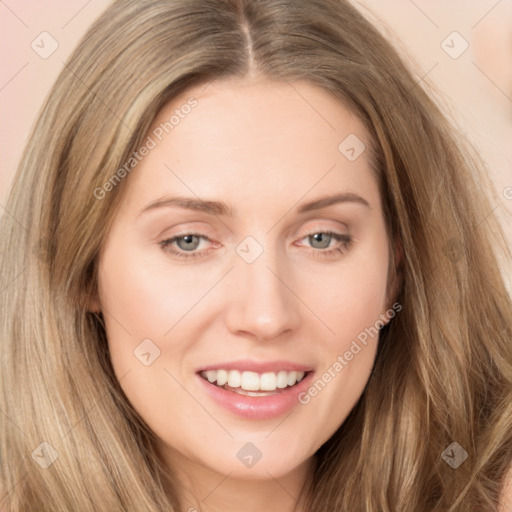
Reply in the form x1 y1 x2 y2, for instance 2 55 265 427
179 235 198 250
311 233 330 249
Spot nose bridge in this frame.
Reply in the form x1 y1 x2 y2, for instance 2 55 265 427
225 236 300 340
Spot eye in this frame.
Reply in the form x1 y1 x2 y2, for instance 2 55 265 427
158 230 353 261
298 231 353 259
159 233 214 259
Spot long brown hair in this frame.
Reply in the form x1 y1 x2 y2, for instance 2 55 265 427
1 0 511 510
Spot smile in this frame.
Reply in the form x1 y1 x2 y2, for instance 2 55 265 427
199 369 308 395
196 361 315 419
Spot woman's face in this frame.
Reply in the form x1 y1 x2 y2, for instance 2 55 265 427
95 77 395 486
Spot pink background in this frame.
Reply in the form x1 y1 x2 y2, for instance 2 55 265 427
1 0 511 283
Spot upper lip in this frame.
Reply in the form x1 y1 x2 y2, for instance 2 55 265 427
196 359 314 374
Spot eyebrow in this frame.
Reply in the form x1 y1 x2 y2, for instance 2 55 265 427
138 192 370 217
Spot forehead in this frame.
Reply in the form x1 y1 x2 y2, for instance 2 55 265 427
120 78 379 216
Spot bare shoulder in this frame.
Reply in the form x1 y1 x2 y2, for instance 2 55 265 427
499 463 512 512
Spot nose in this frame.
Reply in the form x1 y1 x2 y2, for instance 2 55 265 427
224 246 301 341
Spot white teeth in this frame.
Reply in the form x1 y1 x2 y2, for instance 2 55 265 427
200 369 307 392
276 371 289 389
287 371 298 387
241 371 260 391
227 370 241 388
216 369 228 386
260 372 277 391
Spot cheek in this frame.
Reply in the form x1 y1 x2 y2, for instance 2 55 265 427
296 243 390 428
317 249 390 346
96 251 195 440
314 268 385 381
96 241 212 423
97 240 203 342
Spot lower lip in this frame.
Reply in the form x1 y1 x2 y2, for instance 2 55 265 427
196 372 315 420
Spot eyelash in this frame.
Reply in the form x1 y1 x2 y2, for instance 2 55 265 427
158 231 353 261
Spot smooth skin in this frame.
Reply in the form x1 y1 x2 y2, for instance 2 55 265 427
93 77 399 512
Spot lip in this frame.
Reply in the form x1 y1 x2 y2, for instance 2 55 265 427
196 359 314 374
196 367 315 420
